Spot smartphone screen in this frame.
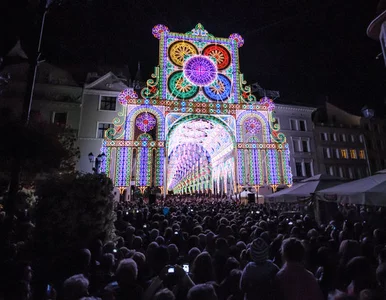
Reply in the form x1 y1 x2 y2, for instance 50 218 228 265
168 267 175 273
183 264 189 273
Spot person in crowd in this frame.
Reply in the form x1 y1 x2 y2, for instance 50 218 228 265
4 195 386 300
240 237 279 300
62 274 90 300
275 238 324 300
187 284 218 300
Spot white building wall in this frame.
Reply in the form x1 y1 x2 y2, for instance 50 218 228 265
274 104 318 181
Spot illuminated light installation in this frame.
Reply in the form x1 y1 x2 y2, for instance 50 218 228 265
101 23 292 197
136 113 156 132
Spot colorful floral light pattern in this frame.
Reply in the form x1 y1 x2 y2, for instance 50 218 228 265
245 118 262 134
203 74 232 101
183 55 217 86
135 113 156 132
152 24 170 39
229 33 244 48
101 24 292 195
118 89 138 105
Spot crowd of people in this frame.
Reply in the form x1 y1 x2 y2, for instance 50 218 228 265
2 195 386 300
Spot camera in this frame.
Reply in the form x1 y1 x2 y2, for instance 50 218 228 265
168 267 175 273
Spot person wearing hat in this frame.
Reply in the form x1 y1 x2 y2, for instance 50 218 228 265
240 238 279 300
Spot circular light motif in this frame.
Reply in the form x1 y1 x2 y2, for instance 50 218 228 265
244 118 262 134
152 24 169 39
229 33 244 48
183 55 217 86
136 113 156 132
169 41 198 67
168 71 199 99
118 89 138 105
203 44 231 70
203 74 231 101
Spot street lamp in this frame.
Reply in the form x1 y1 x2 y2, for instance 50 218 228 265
6 0 56 217
88 152 106 174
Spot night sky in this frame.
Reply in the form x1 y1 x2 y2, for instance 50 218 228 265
1 0 385 115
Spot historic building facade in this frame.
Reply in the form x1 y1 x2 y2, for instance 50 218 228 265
312 102 386 179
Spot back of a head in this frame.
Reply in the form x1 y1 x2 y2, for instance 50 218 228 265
192 252 214 283
154 288 175 300
281 238 305 263
115 258 138 286
63 274 89 300
187 284 218 300
100 253 115 272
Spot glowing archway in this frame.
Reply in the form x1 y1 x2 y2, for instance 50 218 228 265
166 114 236 194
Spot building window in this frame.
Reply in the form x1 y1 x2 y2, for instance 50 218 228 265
323 148 330 159
349 149 357 159
348 167 354 179
273 117 280 127
295 162 303 177
293 139 301 152
330 148 338 159
99 96 117 111
290 119 297 130
350 134 355 142
339 167 344 178
356 168 363 179
340 149 348 159
327 166 335 176
302 140 310 152
97 122 114 138
339 134 346 142
299 120 306 131
320 133 328 141
330 133 337 141
53 112 67 127
304 162 312 177
359 149 366 159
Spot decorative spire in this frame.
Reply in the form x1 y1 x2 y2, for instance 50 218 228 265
135 61 142 82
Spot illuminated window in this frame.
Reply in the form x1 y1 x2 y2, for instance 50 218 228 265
359 150 365 159
350 149 357 159
340 134 346 142
350 134 355 142
100 96 117 111
340 149 348 159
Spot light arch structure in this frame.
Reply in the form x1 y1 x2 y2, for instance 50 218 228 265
101 23 292 197
165 114 236 194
